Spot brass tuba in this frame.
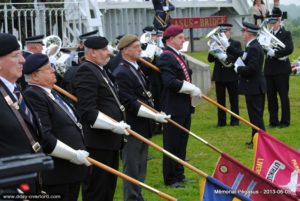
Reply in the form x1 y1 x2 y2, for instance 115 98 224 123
42 35 70 77
140 32 152 44
42 35 62 57
257 26 286 51
206 27 233 67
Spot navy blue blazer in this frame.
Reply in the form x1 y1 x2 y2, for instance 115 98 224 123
0 80 40 158
113 59 154 138
157 46 194 117
234 39 266 95
264 26 294 76
73 60 124 150
24 85 87 185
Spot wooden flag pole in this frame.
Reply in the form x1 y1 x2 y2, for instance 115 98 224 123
53 85 78 102
87 157 179 201
201 95 260 131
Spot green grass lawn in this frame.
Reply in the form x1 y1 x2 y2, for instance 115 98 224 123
81 38 300 201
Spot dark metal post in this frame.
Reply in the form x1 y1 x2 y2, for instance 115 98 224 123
189 28 194 52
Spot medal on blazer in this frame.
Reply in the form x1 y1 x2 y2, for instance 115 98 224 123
4 95 19 110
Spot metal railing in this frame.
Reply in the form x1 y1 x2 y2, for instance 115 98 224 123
0 1 102 48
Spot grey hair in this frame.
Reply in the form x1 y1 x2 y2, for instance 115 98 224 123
24 74 32 82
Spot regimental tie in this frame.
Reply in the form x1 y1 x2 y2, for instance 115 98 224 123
13 87 34 124
51 90 77 122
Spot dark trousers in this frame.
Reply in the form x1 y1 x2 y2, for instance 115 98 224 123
42 182 80 201
163 115 190 185
215 81 239 125
122 135 148 201
245 94 265 141
266 75 290 125
82 149 119 201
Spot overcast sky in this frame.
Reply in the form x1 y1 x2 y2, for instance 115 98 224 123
280 0 300 5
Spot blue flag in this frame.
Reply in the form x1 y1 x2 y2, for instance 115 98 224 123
200 176 253 201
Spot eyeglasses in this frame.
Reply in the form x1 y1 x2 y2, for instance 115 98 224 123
36 63 56 72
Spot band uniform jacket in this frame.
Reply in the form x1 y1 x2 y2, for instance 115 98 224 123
113 59 154 138
0 80 40 158
208 38 241 82
227 39 266 95
23 85 86 185
73 60 123 150
264 26 294 76
157 46 194 117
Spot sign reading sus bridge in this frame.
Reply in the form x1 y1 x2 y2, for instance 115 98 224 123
171 16 227 52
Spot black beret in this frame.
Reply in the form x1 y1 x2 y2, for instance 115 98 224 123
79 30 99 40
0 33 20 57
241 21 260 33
143 26 158 35
25 35 44 44
84 36 109 49
23 53 49 74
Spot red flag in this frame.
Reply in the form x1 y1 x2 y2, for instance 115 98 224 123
213 152 297 201
253 129 300 197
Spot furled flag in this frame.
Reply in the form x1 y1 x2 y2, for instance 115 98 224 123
253 129 300 197
200 176 252 201
213 152 297 201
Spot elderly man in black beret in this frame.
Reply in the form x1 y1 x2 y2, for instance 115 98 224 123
113 34 170 201
22 53 90 201
264 7 294 129
222 21 266 148
0 33 42 194
73 36 130 201
157 25 201 188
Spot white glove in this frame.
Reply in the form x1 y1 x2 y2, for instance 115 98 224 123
70 150 90 166
216 52 227 61
234 57 245 73
111 121 130 135
191 86 202 97
154 112 171 123
50 140 91 166
137 105 171 123
179 81 202 97
267 48 275 57
92 112 130 135
163 6 169 11
219 33 229 48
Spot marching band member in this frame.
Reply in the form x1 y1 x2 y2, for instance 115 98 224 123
73 36 130 201
23 53 89 201
157 25 201 187
222 21 266 148
264 7 294 128
208 23 241 127
113 34 170 201
23 35 45 58
141 26 164 134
